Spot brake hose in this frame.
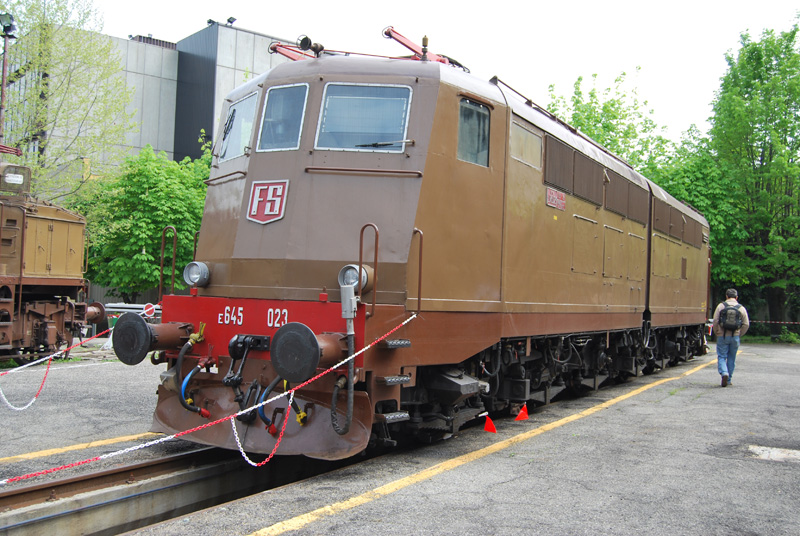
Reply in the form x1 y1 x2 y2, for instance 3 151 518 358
180 364 210 418
258 376 282 432
176 337 210 418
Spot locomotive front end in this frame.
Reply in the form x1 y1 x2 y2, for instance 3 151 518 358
112 55 434 459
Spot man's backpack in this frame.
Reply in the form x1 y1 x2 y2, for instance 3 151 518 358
720 303 743 333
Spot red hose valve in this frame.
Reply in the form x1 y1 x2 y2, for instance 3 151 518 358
199 408 211 419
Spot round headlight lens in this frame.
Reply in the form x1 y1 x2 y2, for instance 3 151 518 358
339 265 361 287
337 264 373 292
183 261 210 287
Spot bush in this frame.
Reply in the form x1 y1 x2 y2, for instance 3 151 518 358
776 326 800 344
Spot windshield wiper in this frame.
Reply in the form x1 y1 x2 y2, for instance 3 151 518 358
354 139 414 148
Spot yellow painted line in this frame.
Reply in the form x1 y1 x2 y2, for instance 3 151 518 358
0 432 162 465
251 359 715 536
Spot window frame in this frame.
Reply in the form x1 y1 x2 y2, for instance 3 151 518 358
313 82 413 153
218 91 259 163
255 83 310 153
457 97 491 167
509 120 542 170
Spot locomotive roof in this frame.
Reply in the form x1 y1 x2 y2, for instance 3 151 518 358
224 54 707 229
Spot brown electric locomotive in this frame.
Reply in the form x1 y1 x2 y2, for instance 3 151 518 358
0 160 105 365
112 29 709 460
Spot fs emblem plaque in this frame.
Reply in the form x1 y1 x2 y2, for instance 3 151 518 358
247 180 289 224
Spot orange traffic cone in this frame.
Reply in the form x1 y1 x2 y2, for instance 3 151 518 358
484 415 497 433
515 404 529 421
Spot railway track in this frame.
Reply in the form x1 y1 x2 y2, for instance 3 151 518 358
0 447 349 536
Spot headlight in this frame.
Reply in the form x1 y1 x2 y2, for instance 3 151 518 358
183 261 210 287
337 264 374 292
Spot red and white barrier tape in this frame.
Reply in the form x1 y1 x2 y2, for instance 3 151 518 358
0 329 112 411
750 320 800 325
232 391 293 467
0 313 417 485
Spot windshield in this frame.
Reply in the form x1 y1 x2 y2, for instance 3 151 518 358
315 84 412 152
219 92 257 162
257 84 309 152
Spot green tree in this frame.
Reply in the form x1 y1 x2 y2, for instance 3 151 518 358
547 69 674 175
74 142 210 303
709 23 800 333
0 0 134 199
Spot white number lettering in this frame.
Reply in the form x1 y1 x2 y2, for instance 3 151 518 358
267 308 289 328
219 306 245 325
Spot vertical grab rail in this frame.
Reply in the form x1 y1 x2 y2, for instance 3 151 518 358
18 209 27 342
412 228 423 314
159 226 178 301
193 231 200 260
358 223 379 318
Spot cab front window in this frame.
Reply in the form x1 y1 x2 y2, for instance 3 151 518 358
257 84 309 152
315 84 412 152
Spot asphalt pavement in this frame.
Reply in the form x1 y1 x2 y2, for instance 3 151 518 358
2 342 799 535
132 343 800 536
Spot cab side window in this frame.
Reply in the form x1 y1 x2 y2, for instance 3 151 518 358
457 98 489 166
219 92 258 162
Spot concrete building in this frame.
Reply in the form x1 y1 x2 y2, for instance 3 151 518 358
88 23 292 307
112 22 292 162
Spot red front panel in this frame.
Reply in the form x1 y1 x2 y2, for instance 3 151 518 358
162 294 366 366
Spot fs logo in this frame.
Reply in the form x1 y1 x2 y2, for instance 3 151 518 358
247 180 289 224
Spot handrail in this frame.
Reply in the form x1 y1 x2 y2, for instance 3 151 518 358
159 226 177 301
18 208 26 338
193 231 200 260
412 228 423 314
305 166 422 178
358 223 379 318
204 169 247 185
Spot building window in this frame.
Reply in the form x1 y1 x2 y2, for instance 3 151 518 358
315 84 412 152
219 92 258 162
457 98 490 166
257 84 309 152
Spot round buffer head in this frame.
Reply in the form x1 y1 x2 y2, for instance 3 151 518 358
270 322 321 383
112 312 155 366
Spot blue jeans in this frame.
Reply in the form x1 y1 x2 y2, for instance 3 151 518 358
717 335 740 380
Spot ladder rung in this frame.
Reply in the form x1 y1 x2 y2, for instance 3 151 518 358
377 411 410 423
377 375 412 385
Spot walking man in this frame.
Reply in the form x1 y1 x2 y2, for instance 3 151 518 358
712 289 749 387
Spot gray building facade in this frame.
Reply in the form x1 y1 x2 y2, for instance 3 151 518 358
112 22 291 163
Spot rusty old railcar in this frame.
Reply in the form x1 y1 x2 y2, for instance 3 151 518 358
112 30 709 459
0 162 105 365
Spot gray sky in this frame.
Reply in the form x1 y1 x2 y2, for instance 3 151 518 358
93 0 799 142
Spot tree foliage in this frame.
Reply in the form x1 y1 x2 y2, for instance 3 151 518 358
707 23 800 327
547 69 674 175
0 0 134 199
73 142 210 303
